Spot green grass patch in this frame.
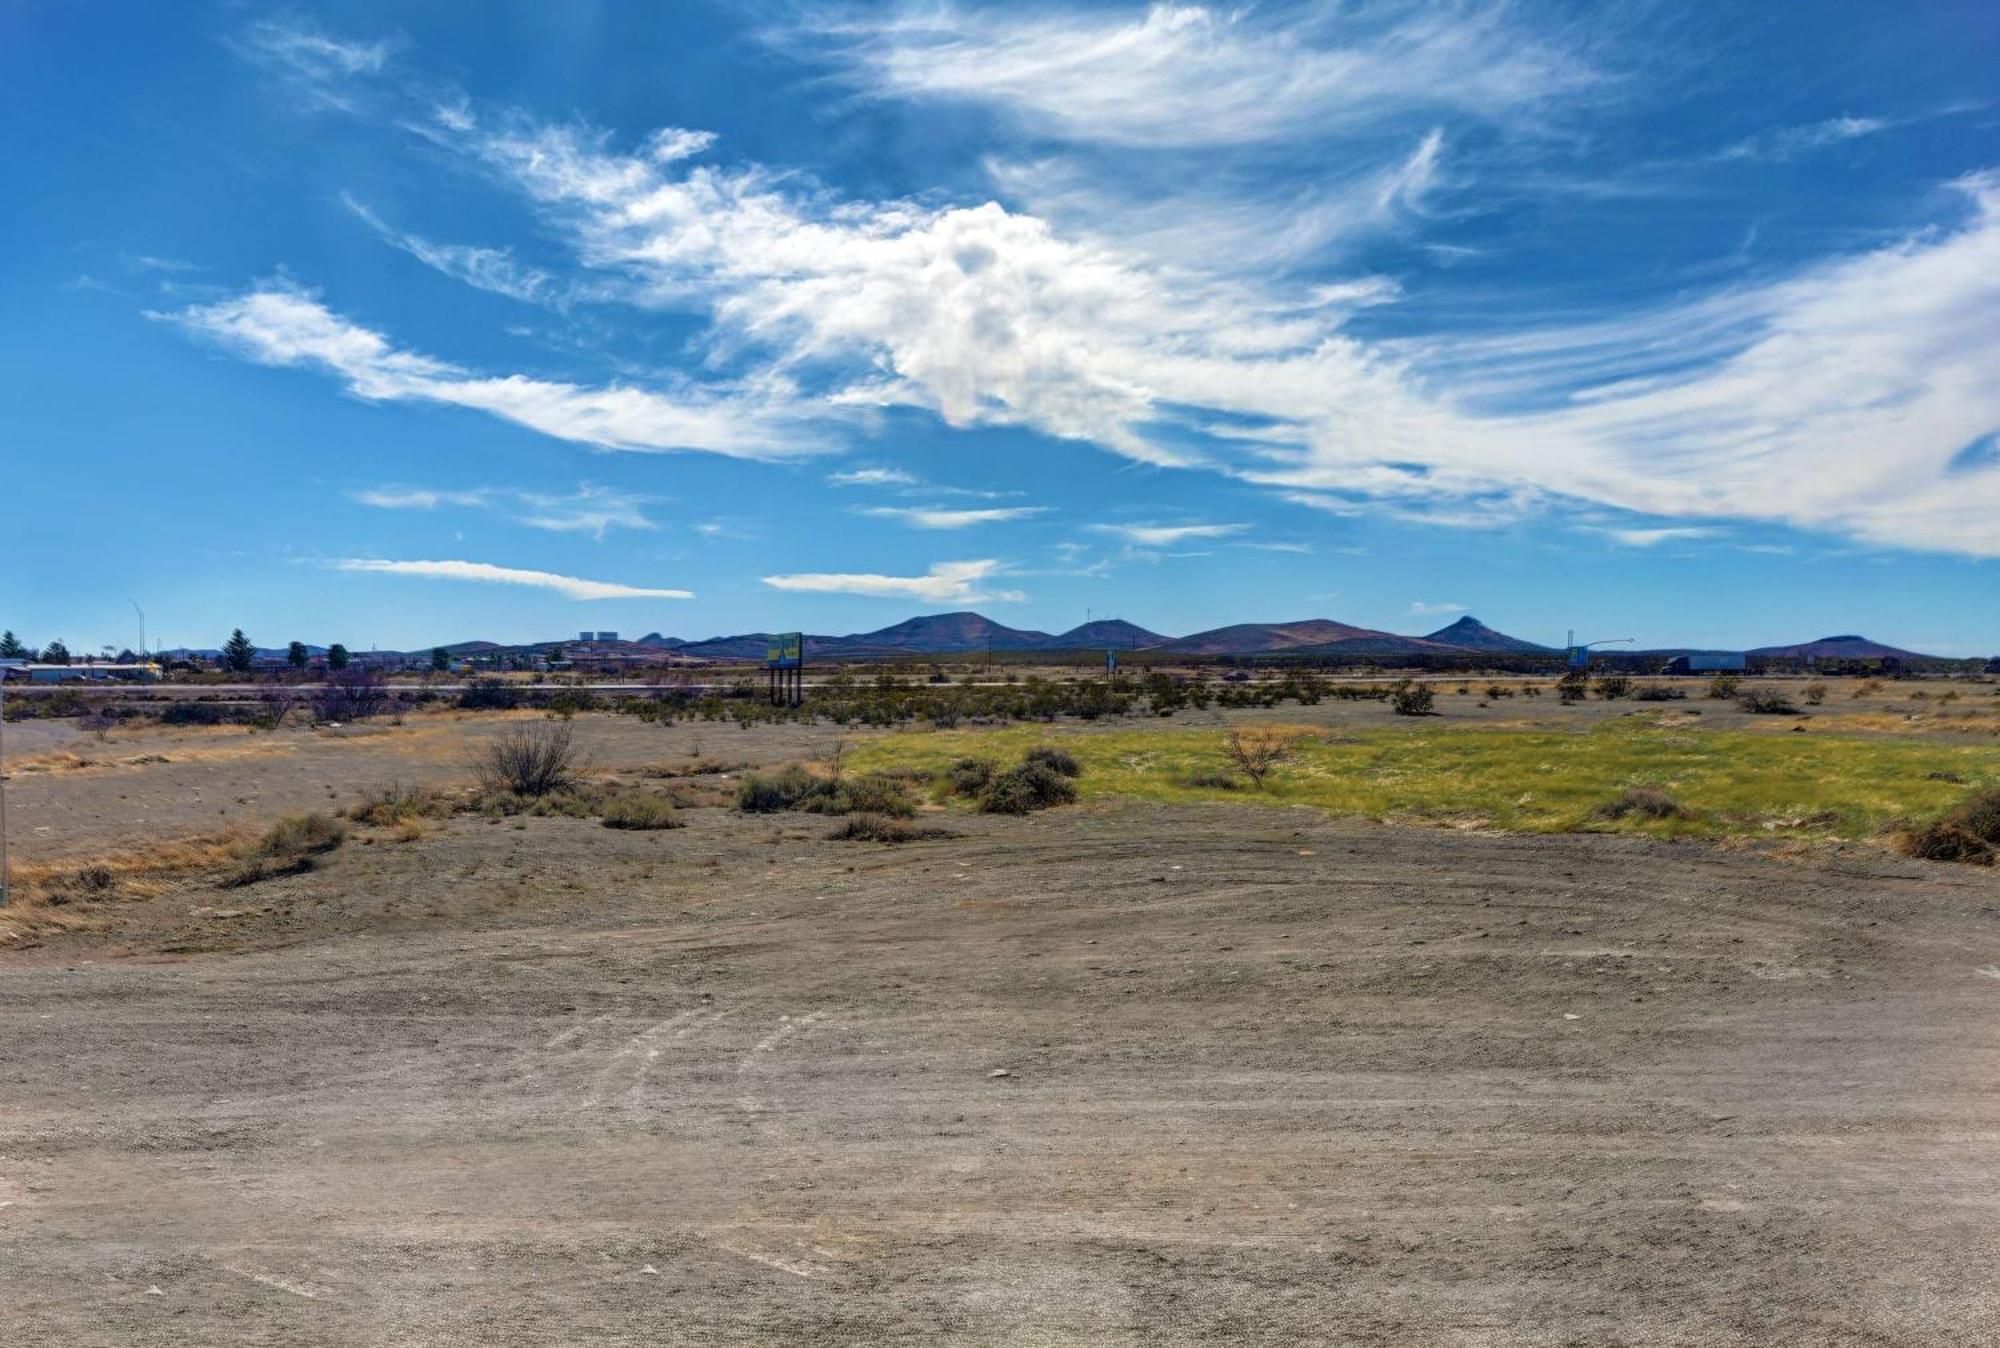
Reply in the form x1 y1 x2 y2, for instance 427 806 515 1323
845 720 2000 841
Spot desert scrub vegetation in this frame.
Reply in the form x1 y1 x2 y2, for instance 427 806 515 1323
935 744 1087 813
1391 682 1436 716
845 720 2000 844
599 792 683 830
1738 688 1801 716
1592 786 1689 822
1223 727 1306 788
825 814 953 844
225 813 345 886
1894 786 2000 865
735 766 918 817
475 721 581 796
348 782 456 827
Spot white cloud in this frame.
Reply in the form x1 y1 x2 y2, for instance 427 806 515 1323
1093 522 1248 546
344 195 573 307
351 486 491 511
861 505 1046 529
1593 526 1721 547
798 2 1596 148
827 466 919 487
1720 116 1890 162
351 483 653 537
1409 600 1466 616
333 558 692 599
761 559 1022 603
167 286 820 458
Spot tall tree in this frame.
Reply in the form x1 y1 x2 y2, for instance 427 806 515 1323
287 641 309 670
222 628 256 673
41 639 71 665
0 630 28 659
431 646 451 672
327 643 351 671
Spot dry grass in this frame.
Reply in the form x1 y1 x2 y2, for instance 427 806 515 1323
223 814 346 887
1894 786 2000 865
0 832 246 942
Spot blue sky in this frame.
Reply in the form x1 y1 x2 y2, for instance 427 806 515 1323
3 1 1997 655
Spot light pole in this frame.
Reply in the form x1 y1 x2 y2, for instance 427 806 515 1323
129 599 146 659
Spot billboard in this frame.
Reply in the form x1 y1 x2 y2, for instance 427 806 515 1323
766 632 803 668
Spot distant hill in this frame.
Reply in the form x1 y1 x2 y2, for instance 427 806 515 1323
1421 616 1554 654
1039 619 1167 650
1745 634 1929 661
828 611 1052 655
1161 619 1429 657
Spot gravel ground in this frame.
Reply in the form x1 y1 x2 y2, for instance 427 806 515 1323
2 797 1997 1345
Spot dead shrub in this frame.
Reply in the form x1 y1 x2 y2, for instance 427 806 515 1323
1178 769 1242 790
1895 786 2000 866
1738 689 1800 715
825 814 945 843
1224 727 1304 786
475 721 580 796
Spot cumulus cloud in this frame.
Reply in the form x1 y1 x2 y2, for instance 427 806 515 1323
861 505 1046 529
332 558 692 599
760 559 1022 602
166 285 819 458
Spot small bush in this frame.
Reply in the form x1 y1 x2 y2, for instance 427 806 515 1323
1179 769 1242 790
600 792 683 830
476 721 580 796
1223 727 1303 786
1632 684 1687 701
1593 674 1632 700
1392 682 1436 716
979 763 1079 814
226 813 345 886
1022 745 1082 778
1803 681 1827 706
946 757 998 797
737 766 818 813
1706 673 1741 700
1593 787 1688 821
826 814 920 843
349 781 454 826
1895 787 2000 866
1738 689 1800 716
456 678 521 711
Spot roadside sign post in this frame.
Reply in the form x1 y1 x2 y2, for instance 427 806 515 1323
766 632 804 707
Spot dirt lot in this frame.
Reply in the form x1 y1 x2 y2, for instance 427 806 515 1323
2 701 1998 1344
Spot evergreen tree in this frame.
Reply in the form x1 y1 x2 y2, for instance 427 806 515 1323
223 628 256 673
287 641 309 670
41 639 71 665
431 646 451 671
0 630 28 659
327 643 351 671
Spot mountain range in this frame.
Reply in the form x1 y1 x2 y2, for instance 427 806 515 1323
151 617 1962 666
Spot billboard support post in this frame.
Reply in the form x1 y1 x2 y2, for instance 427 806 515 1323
766 632 804 707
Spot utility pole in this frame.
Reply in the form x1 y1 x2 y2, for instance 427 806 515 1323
130 599 145 659
1 674 9 907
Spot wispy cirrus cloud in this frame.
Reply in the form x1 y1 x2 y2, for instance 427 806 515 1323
332 558 691 599
794 2 1598 148
826 466 919 487
1592 525 1722 547
1092 522 1248 546
1718 115 1889 162
165 285 820 458
1408 599 1466 616
343 195 576 308
351 483 656 537
761 559 1022 603
861 505 1046 530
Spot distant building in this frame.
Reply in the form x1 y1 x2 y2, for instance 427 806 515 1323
1664 653 1747 674
1 661 161 684
580 631 594 642
596 631 619 642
